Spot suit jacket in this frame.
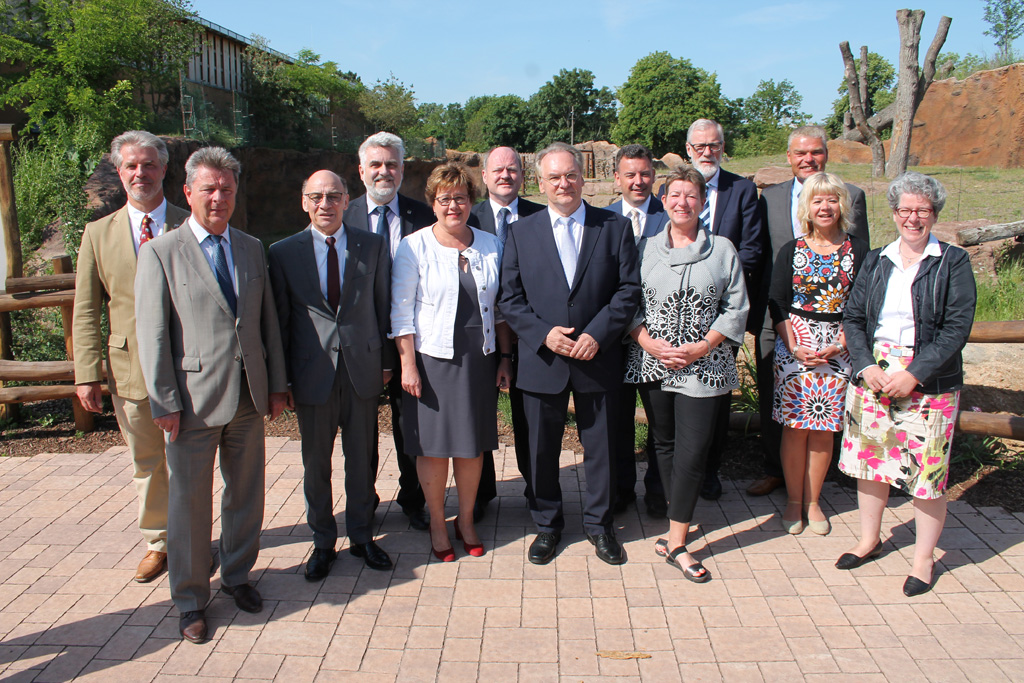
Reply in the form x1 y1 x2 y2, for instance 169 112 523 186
498 202 641 395
73 202 190 400
754 178 871 332
135 224 288 429
604 195 669 243
343 192 434 241
467 196 545 234
710 170 765 294
268 226 394 405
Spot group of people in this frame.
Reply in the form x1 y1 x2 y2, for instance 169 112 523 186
71 122 975 644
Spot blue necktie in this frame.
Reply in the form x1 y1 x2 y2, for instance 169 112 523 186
375 205 390 254
207 234 236 316
496 207 510 245
700 195 711 231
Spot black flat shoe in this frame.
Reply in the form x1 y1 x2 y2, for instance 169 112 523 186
903 575 933 597
835 541 883 570
587 532 625 565
404 508 430 531
304 547 337 581
350 541 393 571
666 546 710 583
222 583 262 613
528 531 560 565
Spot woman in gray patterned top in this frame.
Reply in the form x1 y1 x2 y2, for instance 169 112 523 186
625 166 749 582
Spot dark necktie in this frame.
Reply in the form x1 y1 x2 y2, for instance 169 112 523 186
207 234 236 316
140 214 153 245
375 205 390 254
496 207 510 245
325 235 340 311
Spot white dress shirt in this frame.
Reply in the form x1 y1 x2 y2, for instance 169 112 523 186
309 225 347 302
126 199 168 255
189 217 236 294
365 195 402 260
705 169 720 232
873 235 944 347
791 178 804 238
548 203 586 285
618 195 651 240
488 196 521 224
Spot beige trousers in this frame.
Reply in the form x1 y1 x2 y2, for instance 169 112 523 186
112 394 169 552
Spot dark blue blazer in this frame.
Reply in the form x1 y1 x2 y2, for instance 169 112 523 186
343 193 434 239
710 169 765 296
605 195 669 242
497 202 641 395
468 197 545 234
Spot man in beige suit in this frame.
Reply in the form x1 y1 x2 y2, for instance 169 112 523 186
73 130 190 583
135 147 288 644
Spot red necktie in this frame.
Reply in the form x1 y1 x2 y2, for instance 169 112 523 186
326 236 340 311
140 214 153 245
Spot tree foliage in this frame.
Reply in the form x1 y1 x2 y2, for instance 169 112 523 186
983 0 1024 60
412 102 465 148
357 73 418 135
731 79 809 157
612 52 726 157
825 52 896 138
462 95 531 151
527 68 616 147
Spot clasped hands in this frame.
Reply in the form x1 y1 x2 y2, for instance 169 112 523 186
861 365 919 399
639 336 705 370
545 326 599 361
789 343 843 367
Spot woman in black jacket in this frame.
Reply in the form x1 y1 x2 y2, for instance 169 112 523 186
835 172 976 597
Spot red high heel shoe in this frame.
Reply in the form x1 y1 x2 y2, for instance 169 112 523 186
454 517 485 557
431 545 456 562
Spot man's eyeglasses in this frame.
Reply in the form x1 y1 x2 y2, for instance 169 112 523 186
304 193 346 206
689 142 723 154
895 207 934 219
543 172 580 185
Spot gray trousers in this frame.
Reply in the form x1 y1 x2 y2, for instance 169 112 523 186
166 386 264 613
295 355 376 549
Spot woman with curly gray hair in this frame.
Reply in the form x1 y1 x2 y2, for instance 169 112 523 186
835 171 976 596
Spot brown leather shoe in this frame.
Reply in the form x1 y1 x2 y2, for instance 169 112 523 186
746 476 785 497
134 550 167 583
179 610 207 643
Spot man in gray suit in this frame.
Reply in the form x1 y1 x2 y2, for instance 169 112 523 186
750 125 870 497
606 143 667 518
269 170 394 580
136 147 288 644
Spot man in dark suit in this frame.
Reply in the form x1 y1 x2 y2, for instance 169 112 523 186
605 144 667 518
684 119 766 501
135 147 289 644
467 146 544 521
343 132 434 531
498 142 640 566
749 125 871 497
269 170 394 580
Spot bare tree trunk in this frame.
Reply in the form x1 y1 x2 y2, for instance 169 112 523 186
841 104 895 141
886 10 952 179
840 41 886 177
858 46 869 111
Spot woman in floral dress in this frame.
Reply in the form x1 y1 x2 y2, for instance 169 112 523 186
769 172 869 535
835 172 975 597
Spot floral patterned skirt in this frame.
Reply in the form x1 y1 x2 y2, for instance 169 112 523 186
772 316 851 431
838 342 959 500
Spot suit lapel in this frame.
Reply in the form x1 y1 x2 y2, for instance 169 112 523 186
347 196 370 232
713 174 732 235
530 212 571 294
338 228 365 317
571 204 601 292
397 195 421 238
178 227 234 318
296 229 331 316
111 208 138 279
229 228 249 321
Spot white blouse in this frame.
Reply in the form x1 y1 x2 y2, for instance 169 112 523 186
873 235 943 346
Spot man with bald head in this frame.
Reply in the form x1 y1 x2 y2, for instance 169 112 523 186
468 146 544 518
269 170 394 579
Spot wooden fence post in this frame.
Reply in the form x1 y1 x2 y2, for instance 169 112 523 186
51 255 92 432
0 124 23 423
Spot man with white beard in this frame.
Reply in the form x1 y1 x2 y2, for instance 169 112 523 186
684 119 765 501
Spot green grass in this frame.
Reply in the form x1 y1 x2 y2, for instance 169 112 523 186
974 258 1024 322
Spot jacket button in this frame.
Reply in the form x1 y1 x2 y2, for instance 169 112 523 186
332 346 340 352
569 303 575 307
234 355 241 362
483 306 488 312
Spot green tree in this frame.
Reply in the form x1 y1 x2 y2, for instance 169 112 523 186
732 80 809 157
462 95 531 152
357 73 418 135
413 102 465 148
528 68 616 147
983 0 1024 61
612 52 727 158
825 52 896 138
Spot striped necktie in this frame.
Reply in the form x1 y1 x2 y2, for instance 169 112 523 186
699 196 711 230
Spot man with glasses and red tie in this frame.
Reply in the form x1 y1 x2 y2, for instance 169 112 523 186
269 170 394 580
343 132 435 531
73 130 190 585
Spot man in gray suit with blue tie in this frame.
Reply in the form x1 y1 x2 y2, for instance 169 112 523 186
269 170 394 580
606 144 667 518
135 147 289 644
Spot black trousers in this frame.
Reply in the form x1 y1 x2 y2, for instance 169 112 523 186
639 384 721 524
755 327 784 479
372 364 425 513
615 383 663 502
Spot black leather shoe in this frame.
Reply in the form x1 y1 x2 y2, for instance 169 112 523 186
645 494 668 519
903 575 933 597
305 547 337 581
612 492 636 515
473 500 488 523
404 508 430 531
835 541 883 571
587 532 626 565
179 610 207 643
350 541 393 571
699 473 723 501
222 583 262 613
528 531 561 565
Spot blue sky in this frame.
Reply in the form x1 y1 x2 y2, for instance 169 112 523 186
194 1 997 123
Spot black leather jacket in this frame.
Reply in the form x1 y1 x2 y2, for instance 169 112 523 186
843 240 976 394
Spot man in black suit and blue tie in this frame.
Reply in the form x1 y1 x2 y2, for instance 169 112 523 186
606 144 667 519
343 132 434 531
685 119 766 501
467 146 544 520
498 142 640 566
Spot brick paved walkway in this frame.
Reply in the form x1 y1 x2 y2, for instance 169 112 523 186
2 436 1024 681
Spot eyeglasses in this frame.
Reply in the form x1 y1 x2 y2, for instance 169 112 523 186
895 207 934 219
689 142 723 154
543 172 580 185
304 193 346 206
436 195 470 207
